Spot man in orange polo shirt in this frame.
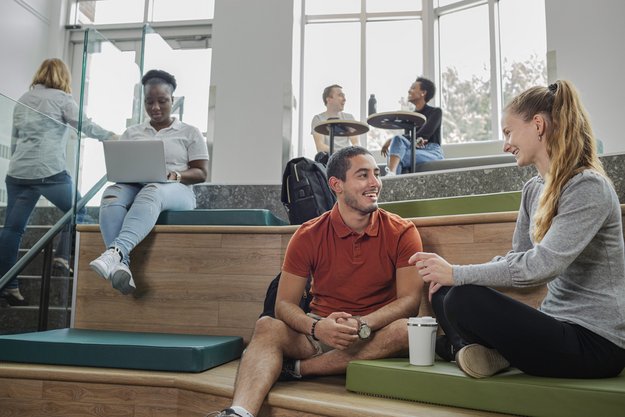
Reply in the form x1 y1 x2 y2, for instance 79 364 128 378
210 146 423 417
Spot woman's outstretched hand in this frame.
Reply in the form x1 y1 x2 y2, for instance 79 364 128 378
409 252 454 300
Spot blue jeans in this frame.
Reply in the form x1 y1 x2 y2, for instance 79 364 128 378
98 182 196 264
0 171 86 290
388 135 444 173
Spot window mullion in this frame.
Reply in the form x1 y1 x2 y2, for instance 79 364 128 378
360 0 367 147
489 0 502 141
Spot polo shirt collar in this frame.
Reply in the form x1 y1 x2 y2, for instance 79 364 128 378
142 117 181 133
330 204 380 238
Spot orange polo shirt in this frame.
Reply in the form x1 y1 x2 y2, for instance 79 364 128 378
282 205 423 317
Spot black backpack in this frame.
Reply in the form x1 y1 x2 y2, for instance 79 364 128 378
281 157 336 225
259 272 312 318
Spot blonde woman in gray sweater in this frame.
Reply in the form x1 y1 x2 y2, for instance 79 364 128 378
410 80 625 379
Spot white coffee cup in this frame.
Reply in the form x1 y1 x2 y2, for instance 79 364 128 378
407 316 438 366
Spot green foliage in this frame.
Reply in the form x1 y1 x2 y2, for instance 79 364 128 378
441 54 547 143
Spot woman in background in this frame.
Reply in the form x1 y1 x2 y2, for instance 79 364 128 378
411 80 625 379
89 69 209 295
0 58 117 306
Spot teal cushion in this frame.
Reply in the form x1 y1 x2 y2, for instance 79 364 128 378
379 191 521 217
346 359 625 417
0 329 243 372
156 209 288 226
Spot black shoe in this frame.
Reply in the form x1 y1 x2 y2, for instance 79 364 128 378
1 291 29 307
278 359 302 381
435 335 456 362
204 409 243 417
52 258 73 276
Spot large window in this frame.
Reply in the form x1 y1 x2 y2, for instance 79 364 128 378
302 1 422 158
301 0 546 154
67 0 213 203
70 0 214 25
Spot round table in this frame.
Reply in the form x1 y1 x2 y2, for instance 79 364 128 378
313 119 370 155
367 111 426 173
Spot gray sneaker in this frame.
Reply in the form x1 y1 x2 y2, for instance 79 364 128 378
456 343 510 378
110 263 136 295
89 248 122 280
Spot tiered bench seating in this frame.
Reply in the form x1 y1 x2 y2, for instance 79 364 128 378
1 203 623 416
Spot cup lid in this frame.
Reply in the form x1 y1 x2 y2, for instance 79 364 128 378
407 316 437 325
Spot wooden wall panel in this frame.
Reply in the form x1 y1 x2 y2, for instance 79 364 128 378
474 222 516 243
74 214 555 340
417 224 475 245
42 381 177 407
0 377 42 399
425 242 512 265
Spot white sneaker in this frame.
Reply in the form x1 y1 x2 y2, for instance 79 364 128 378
89 248 122 281
110 263 136 295
385 167 397 176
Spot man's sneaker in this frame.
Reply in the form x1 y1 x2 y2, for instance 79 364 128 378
456 343 510 379
89 248 122 281
278 359 302 381
204 409 243 417
110 263 136 295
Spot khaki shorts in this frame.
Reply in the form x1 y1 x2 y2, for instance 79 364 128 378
306 313 333 356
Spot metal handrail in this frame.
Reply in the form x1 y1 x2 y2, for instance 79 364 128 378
0 175 109 325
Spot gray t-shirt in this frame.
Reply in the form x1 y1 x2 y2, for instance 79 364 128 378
311 112 356 151
453 170 625 348
10 85 115 179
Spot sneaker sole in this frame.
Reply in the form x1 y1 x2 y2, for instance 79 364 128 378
456 344 510 379
89 260 111 280
111 268 135 295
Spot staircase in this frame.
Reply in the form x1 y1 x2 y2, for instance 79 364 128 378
0 207 89 335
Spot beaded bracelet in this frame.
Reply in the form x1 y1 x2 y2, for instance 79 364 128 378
311 319 321 341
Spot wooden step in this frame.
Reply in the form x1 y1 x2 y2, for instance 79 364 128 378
0 360 512 417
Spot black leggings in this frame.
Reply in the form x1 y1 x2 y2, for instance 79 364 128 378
432 285 625 378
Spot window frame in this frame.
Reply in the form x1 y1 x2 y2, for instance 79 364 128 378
299 0 522 153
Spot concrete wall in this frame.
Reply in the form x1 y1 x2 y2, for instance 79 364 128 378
209 0 298 184
0 0 66 101
545 0 625 154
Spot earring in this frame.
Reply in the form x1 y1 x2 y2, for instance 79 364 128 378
538 135 543 142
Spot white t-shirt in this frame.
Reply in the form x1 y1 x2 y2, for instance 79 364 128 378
311 111 356 151
120 118 209 185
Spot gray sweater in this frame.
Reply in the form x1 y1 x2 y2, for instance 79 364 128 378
454 170 625 349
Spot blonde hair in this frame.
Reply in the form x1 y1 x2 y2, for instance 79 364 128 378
31 58 72 94
505 80 605 242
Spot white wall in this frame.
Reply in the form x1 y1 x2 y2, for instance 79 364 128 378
0 0 66 101
545 0 625 154
209 0 297 184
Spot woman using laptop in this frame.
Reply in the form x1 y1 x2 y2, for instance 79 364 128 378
90 69 209 295
0 58 118 306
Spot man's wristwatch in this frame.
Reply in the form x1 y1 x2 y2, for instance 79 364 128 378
354 316 372 340
173 171 182 182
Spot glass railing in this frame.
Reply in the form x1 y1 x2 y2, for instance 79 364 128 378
0 28 138 331
77 28 140 207
0 92 81 330
0 24 207 332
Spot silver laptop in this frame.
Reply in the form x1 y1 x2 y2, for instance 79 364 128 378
103 140 173 183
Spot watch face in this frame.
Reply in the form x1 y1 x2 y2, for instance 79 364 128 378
358 324 371 339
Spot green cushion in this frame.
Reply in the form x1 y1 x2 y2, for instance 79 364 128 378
346 359 625 417
0 329 243 372
379 191 522 217
156 209 288 226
